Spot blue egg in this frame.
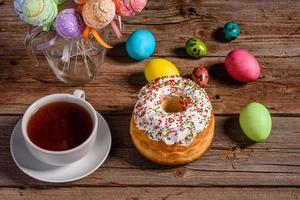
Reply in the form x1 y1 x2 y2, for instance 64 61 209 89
223 21 240 41
126 29 156 60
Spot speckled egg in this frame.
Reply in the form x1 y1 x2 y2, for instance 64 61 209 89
223 21 240 41
191 66 209 87
55 8 84 39
185 37 207 58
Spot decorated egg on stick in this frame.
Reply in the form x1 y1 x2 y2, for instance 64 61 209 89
82 0 116 30
113 0 147 17
22 0 58 30
55 8 85 39
14 0 25 19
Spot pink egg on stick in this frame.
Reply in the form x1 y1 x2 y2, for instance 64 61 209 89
113 0 147 17
125 0 147 12
225 49 260 83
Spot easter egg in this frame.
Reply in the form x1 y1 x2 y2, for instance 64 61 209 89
144 58 180 82
53 0 64 5
126 29 156 60
82 0 116 29
191 66 209 87
185 37 207 58
239 102 272 142
14 0 25 19
23 0 58 30
223 21 240 41
55 8 84 39
225 49 260 83
113 0 147 17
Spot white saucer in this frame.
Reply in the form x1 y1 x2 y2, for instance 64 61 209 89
10 113 111 183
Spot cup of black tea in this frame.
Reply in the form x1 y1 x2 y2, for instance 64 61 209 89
21 90 98 166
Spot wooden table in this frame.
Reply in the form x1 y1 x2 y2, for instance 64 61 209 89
0 0 300 199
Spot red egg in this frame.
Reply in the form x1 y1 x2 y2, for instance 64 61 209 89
225 49 260 83
191 66 209 88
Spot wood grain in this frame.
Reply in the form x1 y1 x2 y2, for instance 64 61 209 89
0 0 300 198
0 115 299 187
0 187 299 200
0 0 300 57
0 56 299 115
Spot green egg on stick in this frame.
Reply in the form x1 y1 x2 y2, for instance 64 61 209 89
53 0 64 5
23 0 58 31
23 0 42 18
239 102 272 142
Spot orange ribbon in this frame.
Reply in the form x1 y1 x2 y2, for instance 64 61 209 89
91 28 112 49
79 4 113 49
82 26 90 42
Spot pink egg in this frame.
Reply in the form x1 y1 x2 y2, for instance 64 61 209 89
113 0 147 17
225 49 260 83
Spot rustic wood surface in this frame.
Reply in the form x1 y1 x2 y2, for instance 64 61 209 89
0 187 299 200
0 0 299 199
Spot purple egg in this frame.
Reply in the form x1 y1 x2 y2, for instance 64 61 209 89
55 8 85 39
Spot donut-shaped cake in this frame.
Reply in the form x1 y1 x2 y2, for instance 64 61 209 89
130 76 214 165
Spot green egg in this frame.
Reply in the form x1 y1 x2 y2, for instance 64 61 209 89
23 0 42 18
239 102 272 142
185 37 207 58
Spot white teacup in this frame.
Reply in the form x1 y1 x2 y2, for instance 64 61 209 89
21 90 98 166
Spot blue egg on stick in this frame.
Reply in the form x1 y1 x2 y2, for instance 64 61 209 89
126 29 156 60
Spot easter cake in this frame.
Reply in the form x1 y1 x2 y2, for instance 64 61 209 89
130 76 214 165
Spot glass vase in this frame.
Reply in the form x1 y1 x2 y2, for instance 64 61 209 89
25 27 107 86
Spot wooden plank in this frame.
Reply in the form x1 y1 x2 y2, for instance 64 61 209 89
0 1 300 57
0 187 299 200
0 115 299 187
1 0 300 194
0 56 299 115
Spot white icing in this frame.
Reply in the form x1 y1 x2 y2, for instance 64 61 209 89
133 76 212 146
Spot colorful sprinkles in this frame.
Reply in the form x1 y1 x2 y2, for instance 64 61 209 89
133 76 212 146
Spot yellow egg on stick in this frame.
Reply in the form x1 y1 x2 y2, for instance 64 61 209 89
144 58 180 82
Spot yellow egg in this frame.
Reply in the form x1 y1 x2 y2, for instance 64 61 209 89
144 58 180 82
